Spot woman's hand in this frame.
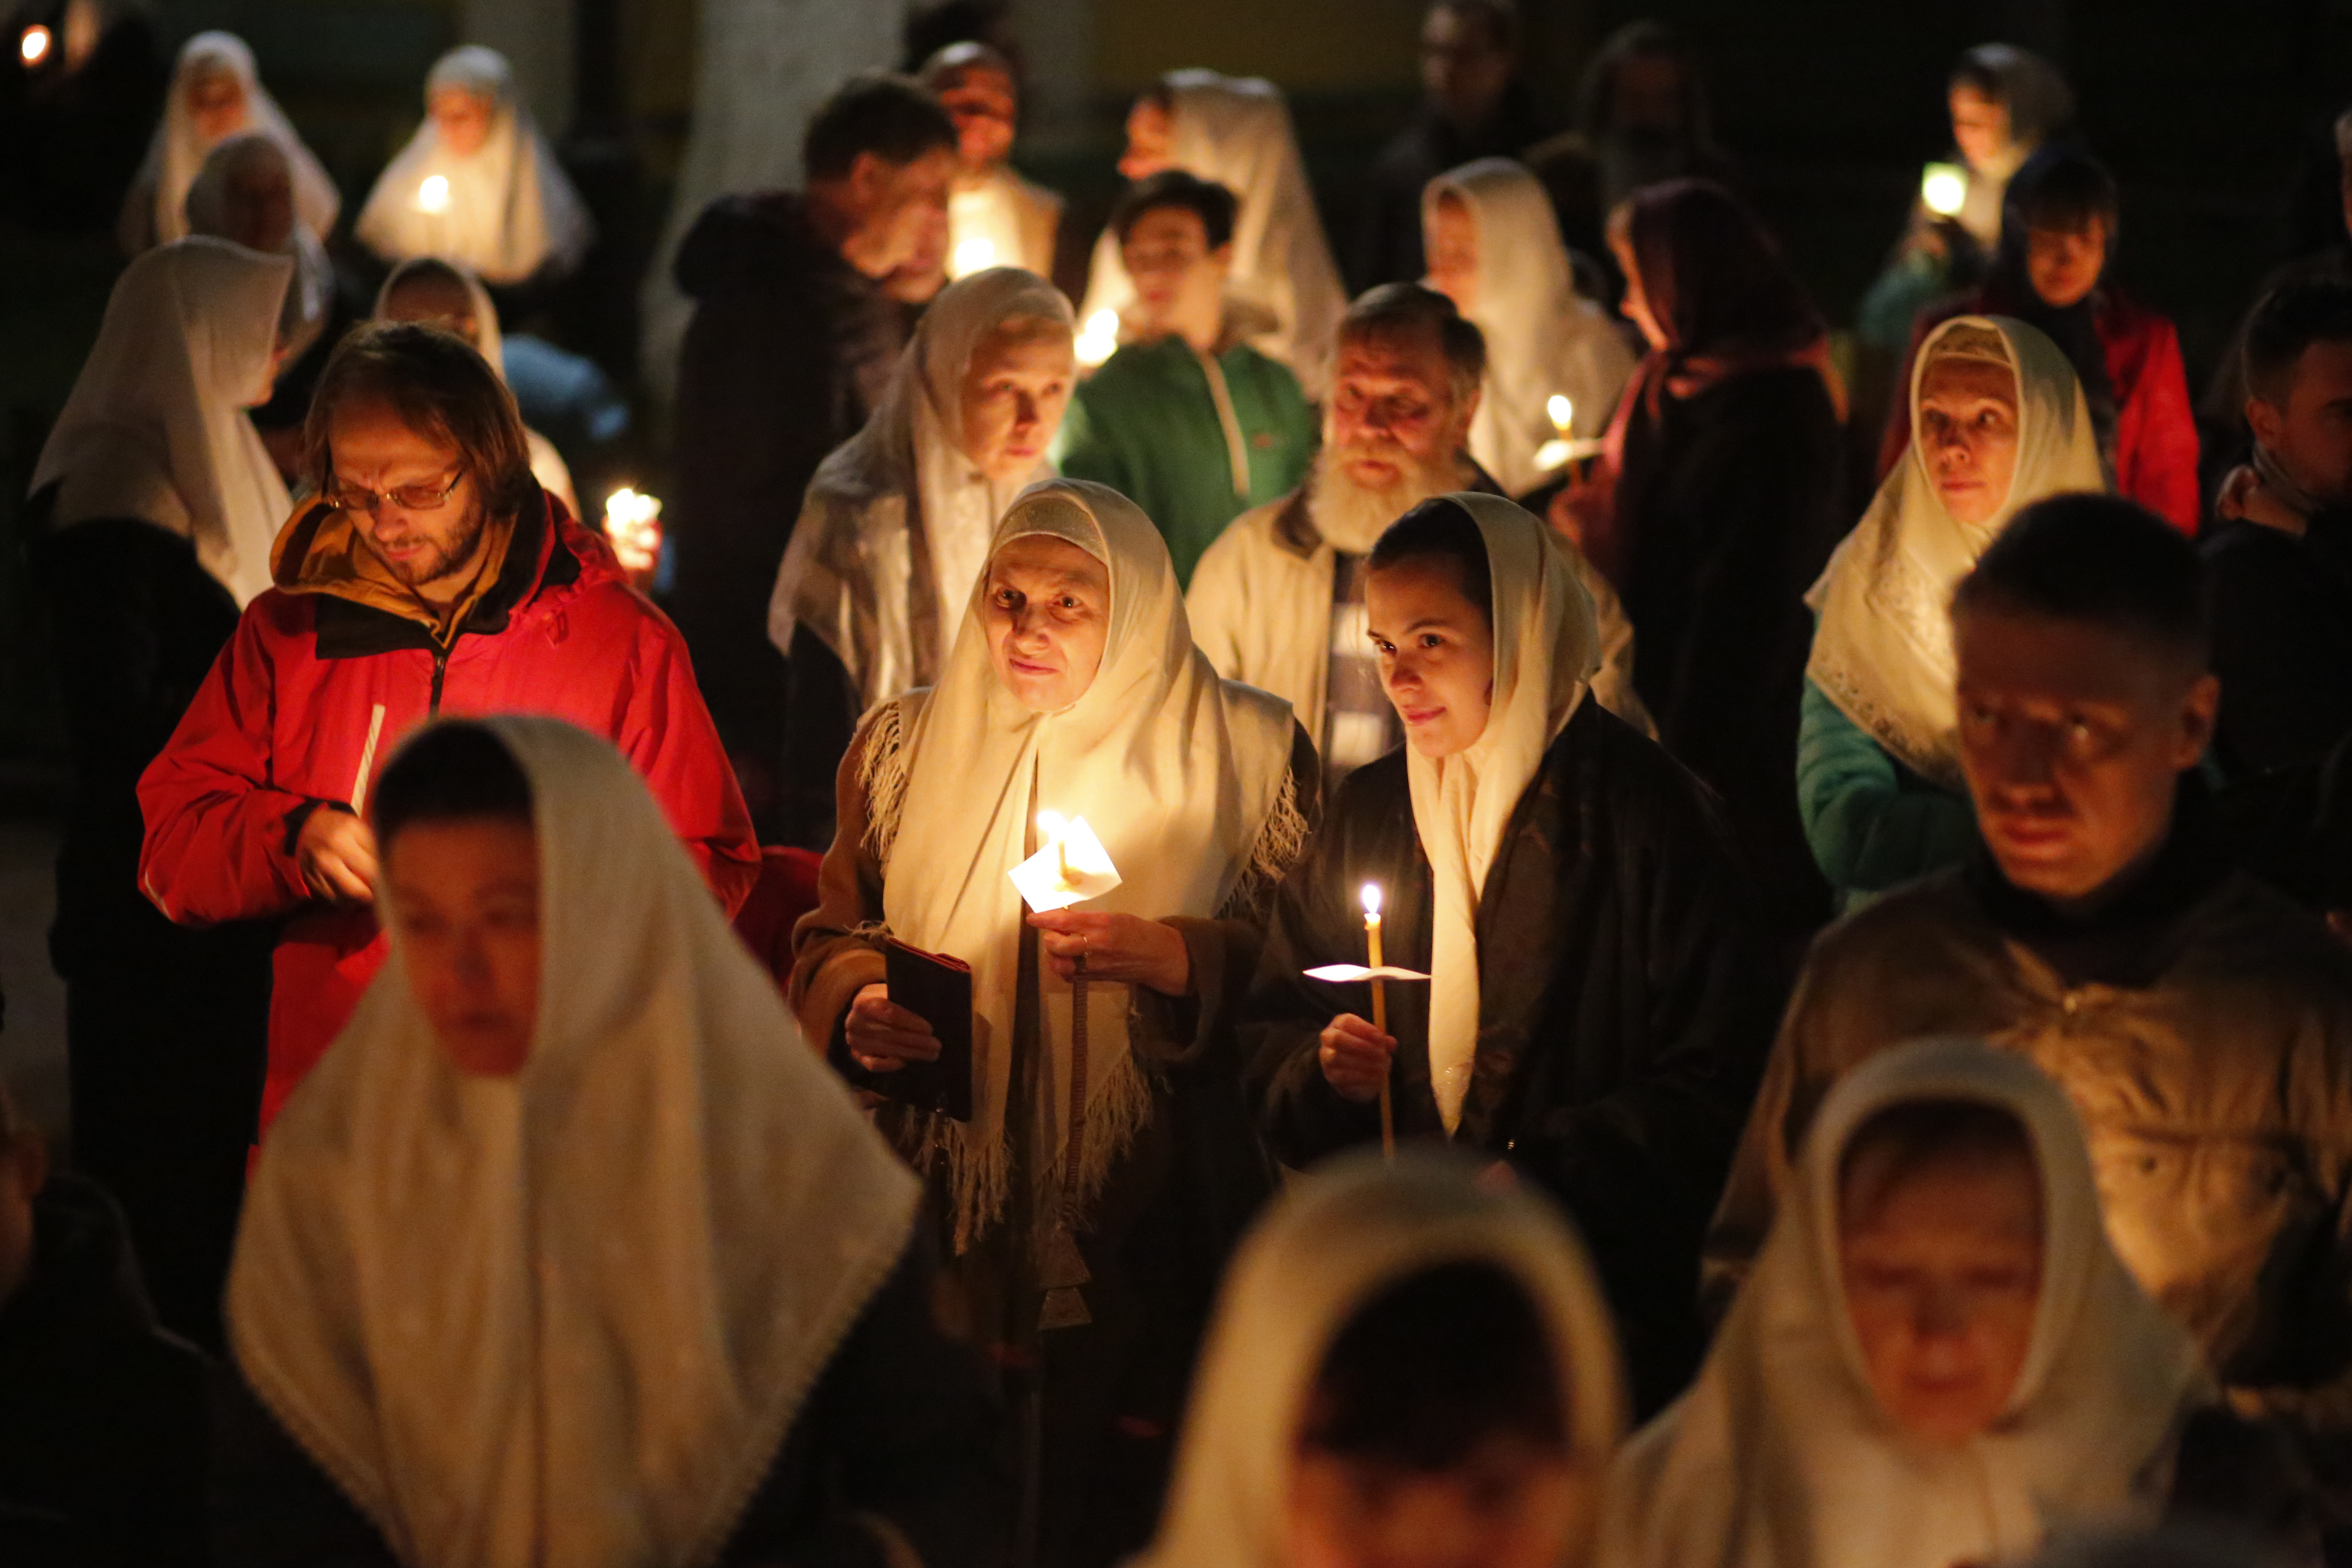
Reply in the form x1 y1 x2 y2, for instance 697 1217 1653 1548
845 983 937 1074
297 808 377 904
1317 1014 1395 1103
1028 911 1191 996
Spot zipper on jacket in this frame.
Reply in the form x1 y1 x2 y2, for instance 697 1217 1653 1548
429 646 449 716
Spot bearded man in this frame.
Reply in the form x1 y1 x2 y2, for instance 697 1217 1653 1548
1187 283 1645 790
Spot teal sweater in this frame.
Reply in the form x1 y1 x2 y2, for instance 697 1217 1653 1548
1053 335 1315 587
1796 677 1979 906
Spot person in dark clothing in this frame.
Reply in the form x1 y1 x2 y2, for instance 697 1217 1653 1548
0 1081 210 1568
1348 0 1547 290
1242 496 1778 1417
668 72 956 835
2205 276 2352 778
1554 179 1847 931
27 236 293 1353
212 717 1010 1565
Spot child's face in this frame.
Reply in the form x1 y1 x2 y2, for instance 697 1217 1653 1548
1286 1437 1590 1568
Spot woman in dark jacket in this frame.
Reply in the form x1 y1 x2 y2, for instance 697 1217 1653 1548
1242 495 1780 1416
1555 180 1849 932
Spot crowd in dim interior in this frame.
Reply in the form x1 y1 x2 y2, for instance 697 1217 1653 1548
13 1 2352 1565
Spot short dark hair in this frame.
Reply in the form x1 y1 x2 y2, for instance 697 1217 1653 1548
803 71 957 184
1342 283 1487 404
305 321 535 524
373 721 536 845
2004 143 2118 239
1303 1261 1565 1470
1840 1097 2036 1230
2244 274 2352 407
1110 170 1238 252
1370 498 1493 627
1951 493 2210 670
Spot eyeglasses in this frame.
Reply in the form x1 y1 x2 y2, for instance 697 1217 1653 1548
325 468 465 518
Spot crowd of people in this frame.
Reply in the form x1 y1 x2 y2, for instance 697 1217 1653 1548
12 1 2352 1565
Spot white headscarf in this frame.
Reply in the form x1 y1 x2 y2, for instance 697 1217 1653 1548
32 236 292 608
228 715 921 1568
1599 1038 2211 1568
122 31 340 252
771 267 1075 706
1423 159 1638 497
1079 71 1347 397
355 46 593 283
1806 316 2104 792
1408 495 1600 1133
1138 1150 1629 1568
184 132 337 363
881 479 1295 1248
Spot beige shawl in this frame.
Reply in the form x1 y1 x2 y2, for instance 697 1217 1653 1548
228 716 921 1568
1408 495 1601 1133
1805 315 2104 792
879 479 1295 1248
121 30 340 252
1601 1037 2211 1568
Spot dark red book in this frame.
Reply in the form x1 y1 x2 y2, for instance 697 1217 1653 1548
882 937 974 1122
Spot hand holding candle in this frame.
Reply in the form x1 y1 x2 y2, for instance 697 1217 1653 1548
603 488 663 586
1363 882 1394 1159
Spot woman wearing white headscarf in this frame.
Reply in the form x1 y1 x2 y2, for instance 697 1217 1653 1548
355 45 593 283
1601 1037 2214 1568
372 255 580 517
27 236 292 1347
1140 1151 1628 1568
118 31 340 254
1243 493 1776 1415
185 131 338 365
1800 314 2106 904
769 266 1075 840
1422 158 1636 497
214 715 1008 1566
1081 70 1347 397
792 478 1312 1568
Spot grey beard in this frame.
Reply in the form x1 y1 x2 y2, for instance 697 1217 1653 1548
1308 446 1476 554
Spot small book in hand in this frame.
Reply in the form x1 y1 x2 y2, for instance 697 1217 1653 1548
881 937 975 1122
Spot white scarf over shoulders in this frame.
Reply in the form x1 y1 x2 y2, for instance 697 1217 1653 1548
356 46 593 283
1137 1150 1629 1568
32 236 293 607
1409 495 1600 1133
122 31 340 252
880 479 1295 1248
184 132 337 362
771 266 1074 710
1599 1038 2210 1568
1424 159 1637 497
1805 315 2104 792
228 716 921 1568
1079 71 1346 398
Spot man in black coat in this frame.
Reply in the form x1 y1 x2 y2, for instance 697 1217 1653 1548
668 72 956 838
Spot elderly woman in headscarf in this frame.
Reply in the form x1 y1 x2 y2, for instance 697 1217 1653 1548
184 130 338 366
1243 494 1776 1417
1138 1151 1628 1568
212 716 1009 1564
372 255 580 518
1553 178 1847 930
1600 1038 2229 1568
24 235 293 1349
790 478 1315 1568
355 45 593 284
1080 69 1347 397
1422 157 1637 498
117 31 339 254
770 266 1075 846
1801 314 2106 906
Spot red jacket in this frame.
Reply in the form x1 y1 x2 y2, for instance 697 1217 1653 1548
1879 288 2202 534
139 494 760 1129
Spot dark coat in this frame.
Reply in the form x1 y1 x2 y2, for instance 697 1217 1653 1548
0 1174 210 1568
1243 703 1782 1414
207 1234 1011 1568
1615 365 1847 930
2206 510 2352 779
1347 88 1549 290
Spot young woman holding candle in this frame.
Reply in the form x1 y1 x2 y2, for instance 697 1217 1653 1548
789 477 1316 1568
1241 493 1777 1418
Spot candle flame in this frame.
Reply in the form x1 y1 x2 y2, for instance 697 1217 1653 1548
1360 882 1381 916
1036 810 1069 842
1547 394 1573 433
1920 163 1969 219
1075 309 1121 368
951 236 998 277
20 24 51 63
416 174 451 214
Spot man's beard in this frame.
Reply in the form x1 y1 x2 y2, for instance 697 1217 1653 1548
368 503 489 591
1309 439 1476 554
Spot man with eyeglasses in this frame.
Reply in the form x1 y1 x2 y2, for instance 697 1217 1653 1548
138 321 760 1134
1704 493 2352 1498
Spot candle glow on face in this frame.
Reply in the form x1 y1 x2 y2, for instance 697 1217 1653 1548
416 174 451 214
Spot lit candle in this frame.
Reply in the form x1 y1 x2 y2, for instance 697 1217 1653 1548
1920 162 1969 219
416 174 450 215
1361 882 1394 1159
1548 394 1574 435
602 488 663 576
1075 309 1121 369
1535 394 1577 473
951 236 997 277
20 24 51 63
1037 811 1073 889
